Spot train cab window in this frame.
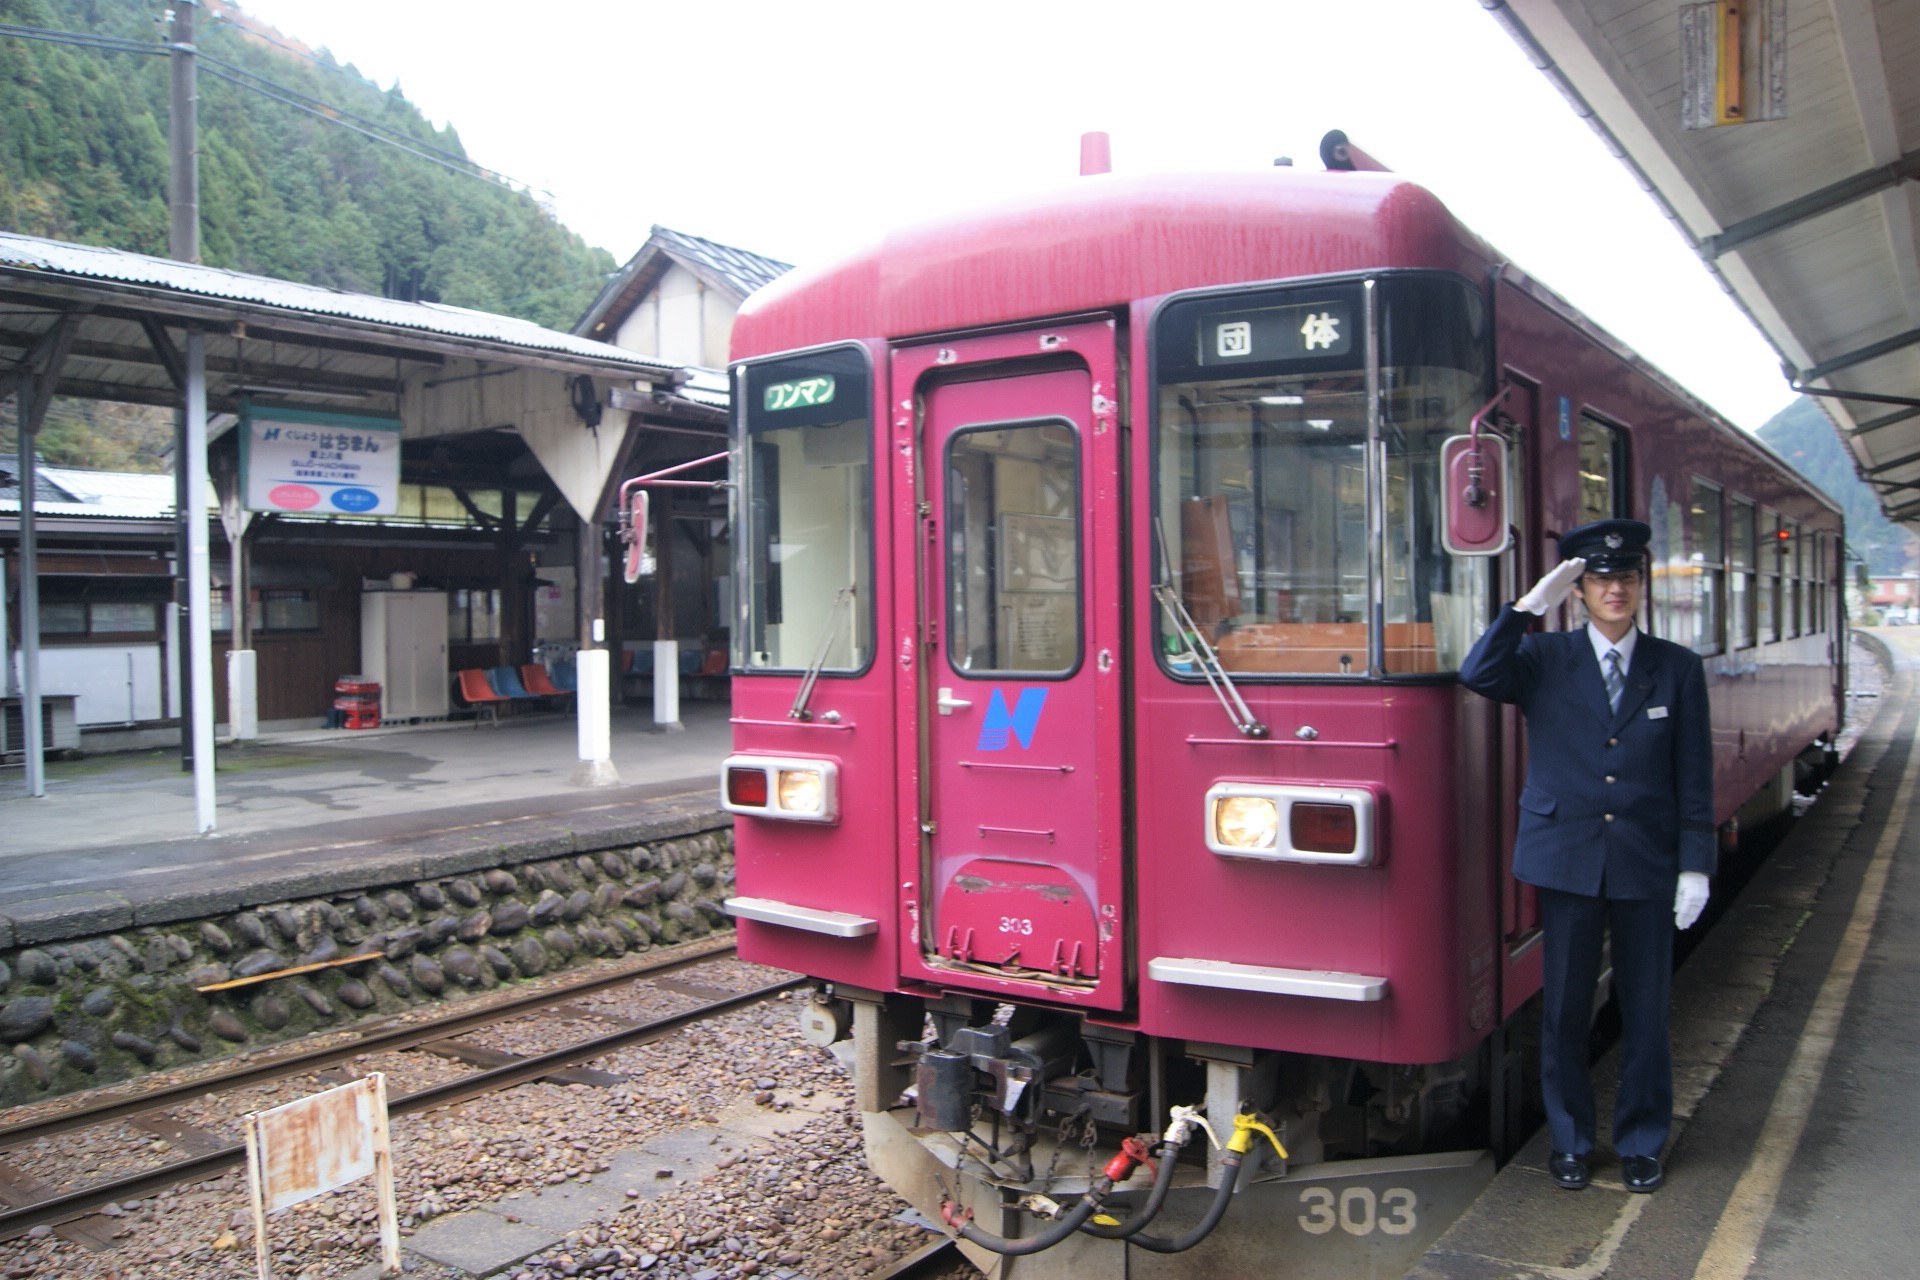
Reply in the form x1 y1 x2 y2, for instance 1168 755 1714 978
1689 480 1724 656
1729 496 1756 649
732 347 874 673
1152 275 1490 677
945 423 1080 674
1578 416 1624 522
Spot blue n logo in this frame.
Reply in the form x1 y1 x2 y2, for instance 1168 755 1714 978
976 688 1047 751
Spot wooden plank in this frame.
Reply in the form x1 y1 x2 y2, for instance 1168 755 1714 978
415 1038 627 1087
0 1163 122 1251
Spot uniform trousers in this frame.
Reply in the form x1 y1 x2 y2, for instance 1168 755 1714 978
1537 887 1674 1159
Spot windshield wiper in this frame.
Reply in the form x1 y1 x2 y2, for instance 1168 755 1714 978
1152 583 1269 739
789 584 856 721
1152 519 1267 739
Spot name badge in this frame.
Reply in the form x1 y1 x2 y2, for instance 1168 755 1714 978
1647 706 1669 720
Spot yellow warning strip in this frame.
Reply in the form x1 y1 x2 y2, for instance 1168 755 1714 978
1691 710 1916 1280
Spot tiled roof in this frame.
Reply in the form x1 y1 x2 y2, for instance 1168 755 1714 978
648 227 792 298
575 226 792 338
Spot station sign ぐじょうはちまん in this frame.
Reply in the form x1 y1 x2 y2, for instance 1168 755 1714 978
242 411 402 516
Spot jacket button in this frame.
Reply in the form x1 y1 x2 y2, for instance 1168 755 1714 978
1607 737 1619 747
1605 775 1616 784
1604 813 1615 822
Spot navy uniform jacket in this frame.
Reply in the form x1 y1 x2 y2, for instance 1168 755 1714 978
1459 606 1716 899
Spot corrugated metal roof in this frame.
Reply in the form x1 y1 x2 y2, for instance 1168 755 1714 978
1491 1 1920 530
0 460 186 520
0 231 679 374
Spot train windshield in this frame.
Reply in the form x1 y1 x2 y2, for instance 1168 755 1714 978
732 346 874 673
1154 276 1490 677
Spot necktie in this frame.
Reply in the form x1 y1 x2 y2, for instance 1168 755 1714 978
1604 649 1624 713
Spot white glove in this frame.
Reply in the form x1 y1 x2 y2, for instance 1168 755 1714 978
1674 871 1710 930
1516 558 1587 615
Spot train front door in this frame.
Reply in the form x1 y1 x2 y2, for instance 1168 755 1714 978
893 320 1127 1009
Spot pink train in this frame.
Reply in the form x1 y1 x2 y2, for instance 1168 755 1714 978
717 142 1842 1273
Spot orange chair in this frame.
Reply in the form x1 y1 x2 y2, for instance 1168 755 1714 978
520 663 572 707
456 667 512 728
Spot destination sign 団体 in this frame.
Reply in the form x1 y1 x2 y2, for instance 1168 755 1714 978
763 375 836 412
241 411 402 516
1198 299 1353 366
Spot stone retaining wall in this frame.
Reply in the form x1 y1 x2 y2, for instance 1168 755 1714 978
0 825 734 1106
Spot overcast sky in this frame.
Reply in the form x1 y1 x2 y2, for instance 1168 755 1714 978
226 0 1798 432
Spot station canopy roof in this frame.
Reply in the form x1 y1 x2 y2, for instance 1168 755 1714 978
0 230 682 420
1491 1 1920 526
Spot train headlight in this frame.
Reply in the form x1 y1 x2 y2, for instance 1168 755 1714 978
1204 782 1377 866
722 755 839 823
1214 796 1281 851
777 767 825 815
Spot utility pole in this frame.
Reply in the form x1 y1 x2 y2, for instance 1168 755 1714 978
168 0 199 773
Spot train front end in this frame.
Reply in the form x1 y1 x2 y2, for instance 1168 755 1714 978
720 170 1512 1273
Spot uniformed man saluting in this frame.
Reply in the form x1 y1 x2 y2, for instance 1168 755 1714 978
1459 519 1714 1194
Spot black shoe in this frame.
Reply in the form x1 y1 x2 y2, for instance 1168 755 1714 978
1549 1151 1590 1190
1621 1154 1664 1192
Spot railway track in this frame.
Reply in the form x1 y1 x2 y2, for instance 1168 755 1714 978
0 937 804 1242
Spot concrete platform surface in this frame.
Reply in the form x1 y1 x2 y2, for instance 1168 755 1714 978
1414 627 1920 1279
0 702 733 946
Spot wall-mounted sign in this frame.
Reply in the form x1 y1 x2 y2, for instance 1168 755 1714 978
241 407 402 515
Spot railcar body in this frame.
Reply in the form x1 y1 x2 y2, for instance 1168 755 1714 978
720 165 1842 1274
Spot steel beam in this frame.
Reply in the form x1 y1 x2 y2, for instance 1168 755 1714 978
1795 328 1920 384
1701 150 1920 260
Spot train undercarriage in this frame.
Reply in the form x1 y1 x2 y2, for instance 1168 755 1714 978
806 988 1508 1278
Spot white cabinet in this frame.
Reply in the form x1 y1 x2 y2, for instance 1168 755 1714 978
360 591 449 720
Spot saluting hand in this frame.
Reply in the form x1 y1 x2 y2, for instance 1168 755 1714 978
1516 557 1587 616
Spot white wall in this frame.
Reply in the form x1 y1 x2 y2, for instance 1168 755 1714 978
34 643 166 725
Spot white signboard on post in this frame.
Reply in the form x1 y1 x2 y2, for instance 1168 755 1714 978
241 408 402 516
243 1073 401 1278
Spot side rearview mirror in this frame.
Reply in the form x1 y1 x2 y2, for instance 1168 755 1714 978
1439 433 1511 556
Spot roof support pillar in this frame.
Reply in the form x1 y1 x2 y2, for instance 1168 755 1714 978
9 313 79 799
183 329 216 830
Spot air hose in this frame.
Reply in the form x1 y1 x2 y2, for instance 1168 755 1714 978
1077 1137 1181 1239
942 1190 1107 1257
1125 1112 1286 1255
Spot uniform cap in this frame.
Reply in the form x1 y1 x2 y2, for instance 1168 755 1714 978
1558 518 1651 574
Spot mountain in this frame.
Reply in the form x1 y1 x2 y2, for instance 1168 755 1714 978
1756 396 1917 577
1 0 618 469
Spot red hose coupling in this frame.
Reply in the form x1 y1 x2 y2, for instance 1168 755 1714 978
1103 1135 1155 1182
939 1201 973 1231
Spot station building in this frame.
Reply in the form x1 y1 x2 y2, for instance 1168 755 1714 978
1 225 788 752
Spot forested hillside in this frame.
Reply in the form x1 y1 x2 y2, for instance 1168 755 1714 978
1757 396 1916 576
2 0 617 469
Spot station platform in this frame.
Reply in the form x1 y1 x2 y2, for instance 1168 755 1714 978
0 701 733 949
1414 627 1919 1280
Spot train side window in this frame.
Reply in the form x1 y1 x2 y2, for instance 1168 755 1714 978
1728 496 1756 649
1758 509 1782 643
1689 480 1724 656
1784 518 1803 637
1577 414 1624 522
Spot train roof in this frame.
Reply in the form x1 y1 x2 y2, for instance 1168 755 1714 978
731 169 1495 358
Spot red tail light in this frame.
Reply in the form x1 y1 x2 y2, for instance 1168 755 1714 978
727 766 770 808
1290 803 1357 854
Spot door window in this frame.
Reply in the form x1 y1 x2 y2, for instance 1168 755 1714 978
946 422 1081 675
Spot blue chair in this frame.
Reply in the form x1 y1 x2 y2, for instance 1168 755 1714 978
549 661 577 693
487 666 535 700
